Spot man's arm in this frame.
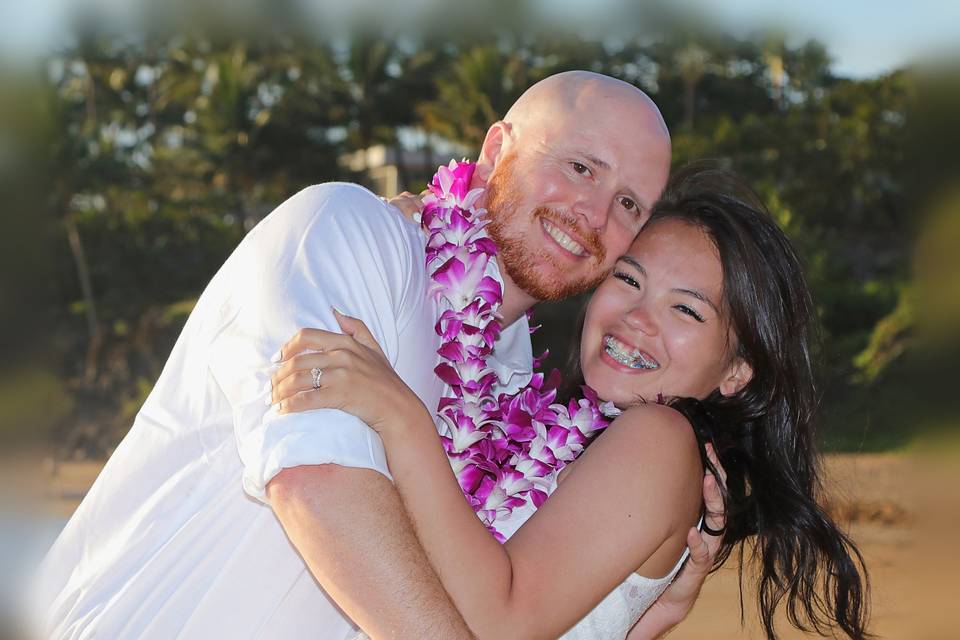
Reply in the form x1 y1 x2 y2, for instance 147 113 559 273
268 465 474 639
210 185 466 636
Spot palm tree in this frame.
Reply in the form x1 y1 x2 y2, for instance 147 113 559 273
675 43 708 130
419 44 529 150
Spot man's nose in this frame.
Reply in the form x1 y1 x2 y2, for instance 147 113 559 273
571 190 610 229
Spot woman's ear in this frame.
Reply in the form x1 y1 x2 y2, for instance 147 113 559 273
719 357 754 397
473 121 511 184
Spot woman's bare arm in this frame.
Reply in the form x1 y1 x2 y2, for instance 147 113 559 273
272 317 703 639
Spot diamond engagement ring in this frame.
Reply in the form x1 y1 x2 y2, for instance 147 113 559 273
310 366 323 390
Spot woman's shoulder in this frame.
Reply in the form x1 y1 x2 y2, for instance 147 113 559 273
559 401 703 546
600 402 702 472
611 402 699 443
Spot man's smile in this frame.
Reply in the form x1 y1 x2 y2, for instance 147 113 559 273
540 218 590 257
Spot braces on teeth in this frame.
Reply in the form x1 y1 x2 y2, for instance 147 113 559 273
604 336 660 370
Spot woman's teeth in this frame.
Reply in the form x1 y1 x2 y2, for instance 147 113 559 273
542 219 588 256
604 336 660 370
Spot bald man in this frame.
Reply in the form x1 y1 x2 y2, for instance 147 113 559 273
34 72 713 640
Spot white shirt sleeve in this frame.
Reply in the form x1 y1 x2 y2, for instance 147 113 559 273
206 183 423 503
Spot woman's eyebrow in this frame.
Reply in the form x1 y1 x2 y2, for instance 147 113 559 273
674 287 720 315
616 255 646 276
617 255 720 314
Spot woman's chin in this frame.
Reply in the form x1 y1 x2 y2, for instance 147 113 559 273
587 381 643 409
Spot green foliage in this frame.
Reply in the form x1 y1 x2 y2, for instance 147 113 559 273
33 25 937 457
854 286 913 383
0 369 75 445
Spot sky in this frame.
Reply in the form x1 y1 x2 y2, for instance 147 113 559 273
1 0 957 78
673 0 960 77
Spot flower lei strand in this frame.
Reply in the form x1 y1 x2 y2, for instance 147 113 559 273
422 160 613 542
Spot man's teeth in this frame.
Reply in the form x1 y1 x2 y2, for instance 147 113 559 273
542 220 588 256
604 336 660 370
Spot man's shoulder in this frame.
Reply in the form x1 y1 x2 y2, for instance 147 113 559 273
276 182 421 245
293 181 381 210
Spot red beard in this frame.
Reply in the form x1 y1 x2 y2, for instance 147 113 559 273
484 153 608 302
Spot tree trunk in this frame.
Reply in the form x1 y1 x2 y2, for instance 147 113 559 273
684 77 697 130
395 141 410 192
65 211 102 384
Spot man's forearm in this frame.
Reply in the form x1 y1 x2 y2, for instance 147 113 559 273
268 464 474 639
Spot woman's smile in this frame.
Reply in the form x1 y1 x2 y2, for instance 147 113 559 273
601 335 660 370
580 218 735 407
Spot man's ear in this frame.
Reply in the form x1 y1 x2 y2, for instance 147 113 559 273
474 121 511 185
719 357 753 397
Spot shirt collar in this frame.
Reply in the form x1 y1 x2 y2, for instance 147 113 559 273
485 258 534 394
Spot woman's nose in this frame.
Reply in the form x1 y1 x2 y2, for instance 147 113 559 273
623 304 658 336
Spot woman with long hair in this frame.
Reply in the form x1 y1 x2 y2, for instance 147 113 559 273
270 169 869 639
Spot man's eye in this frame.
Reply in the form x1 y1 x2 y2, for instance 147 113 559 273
674 304 705 323
619 196 637 211
571 162 590 176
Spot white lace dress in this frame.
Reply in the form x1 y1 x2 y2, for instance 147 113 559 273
353 470 691 640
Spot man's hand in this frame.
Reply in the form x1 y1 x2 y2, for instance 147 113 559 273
626 445 727 639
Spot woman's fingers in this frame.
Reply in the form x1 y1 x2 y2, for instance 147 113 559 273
278 385 337 415
702 442 728 537
685 526 711 571
704 442 728 486
277 327 356 361
702 473 727 541
386 191 424 220
271 350 360 403
333 310 386 359
272 352 329 387
272 368 326 405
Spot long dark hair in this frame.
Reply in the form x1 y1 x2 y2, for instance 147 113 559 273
563 165 870 639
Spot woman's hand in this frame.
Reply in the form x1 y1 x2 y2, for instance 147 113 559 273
271 309 431 434
386 190 427 223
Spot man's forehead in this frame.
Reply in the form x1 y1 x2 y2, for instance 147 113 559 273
554 136 662 192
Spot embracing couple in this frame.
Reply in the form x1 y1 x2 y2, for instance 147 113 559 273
34 71 869 639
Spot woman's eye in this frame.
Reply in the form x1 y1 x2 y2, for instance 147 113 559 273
674 304 705 323
613 271 641 289
571 161 590 176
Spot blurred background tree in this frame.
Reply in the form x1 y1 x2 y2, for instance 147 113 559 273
8 12 955 459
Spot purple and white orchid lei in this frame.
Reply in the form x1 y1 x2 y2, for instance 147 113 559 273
422 160 616 541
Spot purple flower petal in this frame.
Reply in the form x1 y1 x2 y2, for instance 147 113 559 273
437 341 466 363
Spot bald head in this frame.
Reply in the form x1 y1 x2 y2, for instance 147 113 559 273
478 70 672 211
503 70 670 145
476 70 673 313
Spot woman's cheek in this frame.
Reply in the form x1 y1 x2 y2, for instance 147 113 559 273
669 324 722 396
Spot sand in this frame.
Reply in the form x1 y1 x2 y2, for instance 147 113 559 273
23 453 953 639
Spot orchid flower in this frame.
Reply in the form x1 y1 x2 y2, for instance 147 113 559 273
425 160 611 541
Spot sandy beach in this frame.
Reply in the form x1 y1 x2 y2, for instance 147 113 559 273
16 452 953 639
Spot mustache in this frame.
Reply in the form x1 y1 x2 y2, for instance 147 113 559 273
533 207 606 262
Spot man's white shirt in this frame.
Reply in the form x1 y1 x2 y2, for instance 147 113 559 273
33 183 533 639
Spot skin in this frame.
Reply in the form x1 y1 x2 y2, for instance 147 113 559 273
266 72 676 638
268 466 475 639
271 220 751 638
582 220 753 408
375 195 730 637
474 70 672 324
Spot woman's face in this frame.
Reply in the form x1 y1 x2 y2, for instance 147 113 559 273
580 218 751 407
